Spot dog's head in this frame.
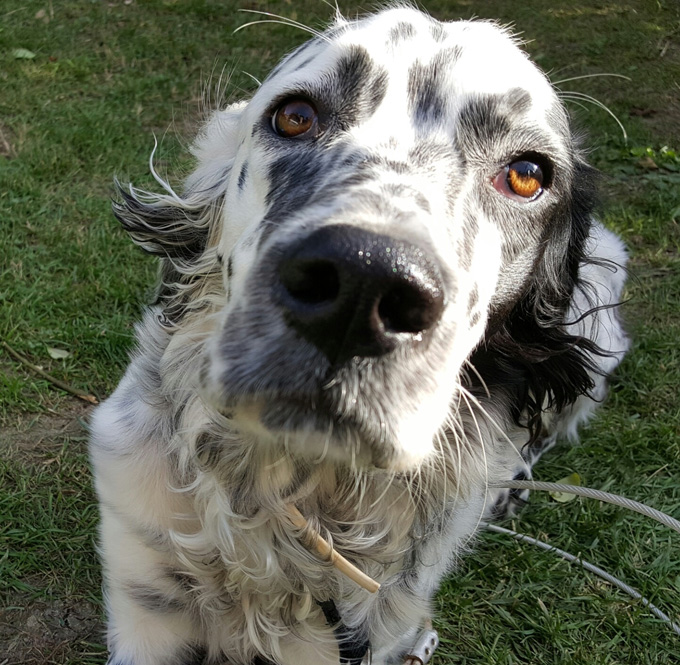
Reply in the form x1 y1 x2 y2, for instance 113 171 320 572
115 7 596 471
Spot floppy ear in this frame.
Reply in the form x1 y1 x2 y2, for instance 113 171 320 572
470 159 602 440
112 102 246 259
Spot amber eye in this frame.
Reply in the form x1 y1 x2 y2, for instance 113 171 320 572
493 159 546 202
272 98 318 138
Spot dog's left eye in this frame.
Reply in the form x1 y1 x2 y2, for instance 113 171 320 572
493 159 546 202
272 98 319 138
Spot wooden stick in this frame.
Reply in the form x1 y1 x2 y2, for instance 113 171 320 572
1 341 99 405
284 504 381 593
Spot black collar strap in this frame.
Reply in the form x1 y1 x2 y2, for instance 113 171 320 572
316 598 371 665
252 598 370 665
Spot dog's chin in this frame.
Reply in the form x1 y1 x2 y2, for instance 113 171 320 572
225 398 430 471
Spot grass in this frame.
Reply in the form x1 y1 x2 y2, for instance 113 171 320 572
1 0 679 663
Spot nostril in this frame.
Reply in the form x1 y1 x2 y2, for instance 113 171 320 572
279 259 340 305
378 281 444 334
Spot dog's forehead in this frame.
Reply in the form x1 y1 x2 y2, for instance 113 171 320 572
260 7 556 121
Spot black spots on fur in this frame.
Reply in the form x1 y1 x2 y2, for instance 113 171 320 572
261 150 332 242
408 62 446 126
407 48 460 126
127 583 187 613
237 162 248 191
429 21 446 43
505 87 532 116
457 96 511 149
226 254 234 300
332 46 389 129
456 87 531 152
261 147 372 243
181 646 208 665
388 21 416 45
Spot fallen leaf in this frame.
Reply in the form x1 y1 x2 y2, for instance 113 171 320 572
47 346 70 360
12 48 36 60
637 156 659 170
550 472 581 503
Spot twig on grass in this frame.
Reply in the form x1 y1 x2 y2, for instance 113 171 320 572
1 340 99 405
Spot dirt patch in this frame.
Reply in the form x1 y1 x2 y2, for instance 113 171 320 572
0 596 105 665
1 401 105 663
632 93 680 145
0 400 93 462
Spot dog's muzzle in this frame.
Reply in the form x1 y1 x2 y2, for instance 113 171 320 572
272 224 446 365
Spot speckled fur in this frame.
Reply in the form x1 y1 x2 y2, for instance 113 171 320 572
91 6 628 664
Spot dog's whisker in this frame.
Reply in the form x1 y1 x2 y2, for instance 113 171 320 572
241 70 262 88
235 10 326 40
552 72 631 86
558 90 628 140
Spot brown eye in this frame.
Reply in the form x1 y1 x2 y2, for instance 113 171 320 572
493 160 545 201
272 98 318 138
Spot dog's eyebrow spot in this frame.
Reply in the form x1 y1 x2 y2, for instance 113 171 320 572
456 88 533 150
388 21 416 45
407 48 461 125
331 45 389 128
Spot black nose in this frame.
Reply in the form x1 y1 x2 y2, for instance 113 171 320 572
274 225 445 364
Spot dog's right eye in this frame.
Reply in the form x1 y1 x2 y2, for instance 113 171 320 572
272 98 319 138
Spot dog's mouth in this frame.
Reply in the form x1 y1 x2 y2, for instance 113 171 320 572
224 392 397 469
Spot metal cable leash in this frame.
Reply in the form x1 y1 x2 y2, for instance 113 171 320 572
489 480 680 535
487 523 680 637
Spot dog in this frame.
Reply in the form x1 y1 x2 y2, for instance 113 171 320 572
90 6 629 664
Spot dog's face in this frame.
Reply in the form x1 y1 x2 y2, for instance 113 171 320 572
128 8 589 471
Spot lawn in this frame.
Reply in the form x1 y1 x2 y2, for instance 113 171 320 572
1 0 679 663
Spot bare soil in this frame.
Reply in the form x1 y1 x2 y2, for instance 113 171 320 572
0 596 103 665
1 401 106 664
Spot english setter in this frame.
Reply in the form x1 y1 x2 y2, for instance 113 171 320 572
90 6 629 665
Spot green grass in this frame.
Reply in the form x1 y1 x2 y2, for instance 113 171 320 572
1 0 679 663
